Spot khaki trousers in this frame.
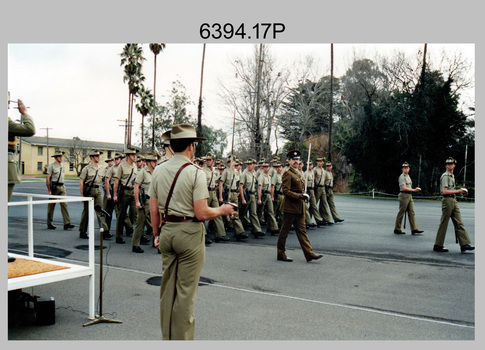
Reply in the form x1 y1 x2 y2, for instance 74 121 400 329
306 189 323 224
315 186 331 222
435 197 471 247
159 221 205 340
116 188 137 239
247 194 262 234
133 198 151 246
47 185 71 225
273 194 284 227
262 193 279 232
79 188 105 233
206 191 226 238
325 188 340 220
394 193 418 231
277 212 315 260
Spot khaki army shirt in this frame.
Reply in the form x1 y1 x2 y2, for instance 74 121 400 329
106 164 118 185
135 166 152 190
440 170 455 191
398 173 412 191
271 172 283 194
47 162 66 184
324 170 334 187
80 162 105 186
240 170 257 193
313 167 326 187
257 172 272 192
148 154 208 217
220 167 239 191
304 170 314 188
115 159 137 188
203 166 218 190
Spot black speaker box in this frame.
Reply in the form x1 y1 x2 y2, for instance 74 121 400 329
34 297 56 325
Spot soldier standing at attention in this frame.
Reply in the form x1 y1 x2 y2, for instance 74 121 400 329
277 150 323 263
433 157 475 253
313 157 333 225
257 162 279 235
239 158 264 238
270 162 284 229
393 162 422 235
113 148 138 244
203 152 229 242
132 152 159 253
148 124 235 340
46 151 74 230
8 97 35 202
324 161 344 224
79 150 106 239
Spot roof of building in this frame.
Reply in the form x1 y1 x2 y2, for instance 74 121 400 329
22 136 130 152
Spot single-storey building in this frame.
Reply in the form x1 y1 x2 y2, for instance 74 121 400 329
18 136 131 176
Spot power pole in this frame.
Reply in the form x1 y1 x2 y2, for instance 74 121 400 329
328 43 334 161
197 43 206 156
118 119 130 152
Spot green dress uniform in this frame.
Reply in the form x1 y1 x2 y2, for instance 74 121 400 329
313 166 332 223
79 161 106 236
133 165 152 247
239 168 263 236
271 172 284 227
46 161 71 226
115 157 138 241
8 113 35 201
324 167 342 221
257 171 279 234
148 154 208 340
304 169 324 225
220 167 246 236
203 165 227 239
394 172 419 232
277 156 320 262
435 170 471 248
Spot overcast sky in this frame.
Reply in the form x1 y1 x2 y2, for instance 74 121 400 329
7 43 474 150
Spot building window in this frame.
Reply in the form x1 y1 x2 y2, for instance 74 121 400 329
37 162 43 171
107 150 112 159
38 146 43 156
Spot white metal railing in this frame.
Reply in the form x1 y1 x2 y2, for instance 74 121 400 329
8 192 96 319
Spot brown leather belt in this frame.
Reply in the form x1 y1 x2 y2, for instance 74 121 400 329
165 215 201 223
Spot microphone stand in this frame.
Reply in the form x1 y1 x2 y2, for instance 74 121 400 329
83 209 122 326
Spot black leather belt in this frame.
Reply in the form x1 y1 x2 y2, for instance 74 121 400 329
56 183 64 186
230 190 238 193
263 191 271 194
443 194 456 198
307 187 313 190
165 215 201 223
315 184 324 187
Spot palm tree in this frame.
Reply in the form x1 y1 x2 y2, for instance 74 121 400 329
149 43 166 150
136 85 154 151
120 44 146 148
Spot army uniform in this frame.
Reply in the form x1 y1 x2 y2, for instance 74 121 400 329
8 105 35 201
394 162 420 234
46 152 73 229
132 154 157 251
434 158 474 253
324 162 343 223
79 150 106 238
277 150 322 262
114 149 138 243
313 161 332 224
148 124 216 340
304 165 324 226
219 163 246 238
270 166 284 228
257 165 279 234
203 154 228 241
239 163 263 237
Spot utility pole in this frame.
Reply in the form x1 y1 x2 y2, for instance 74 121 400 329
40 127 53 168
328 43 334 161
197 43 206 156
118 119 130 152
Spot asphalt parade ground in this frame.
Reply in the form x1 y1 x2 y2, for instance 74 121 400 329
5 179 477 342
